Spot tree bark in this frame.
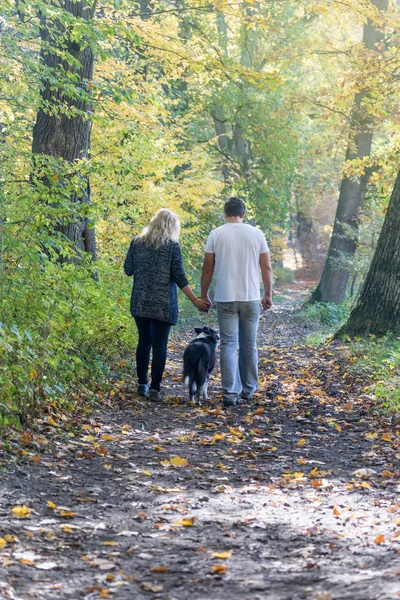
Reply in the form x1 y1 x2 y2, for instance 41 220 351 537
310 0 388 304
32 0 97 261
336 168 400 336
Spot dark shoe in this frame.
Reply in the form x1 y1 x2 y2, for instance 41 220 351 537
223 397 237 408
148 389 164 402
137 383 150 397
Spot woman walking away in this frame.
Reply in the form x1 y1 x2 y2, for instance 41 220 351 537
124 209 209 402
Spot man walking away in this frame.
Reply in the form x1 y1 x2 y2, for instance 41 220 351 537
200 197 273 407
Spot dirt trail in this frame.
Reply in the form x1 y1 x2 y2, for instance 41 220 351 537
1 297 400 600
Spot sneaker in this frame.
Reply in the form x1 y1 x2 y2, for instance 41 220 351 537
137 383 150 397
148 389 164 402
223 397 237 408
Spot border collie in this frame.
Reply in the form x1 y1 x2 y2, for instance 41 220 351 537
183 327 219 405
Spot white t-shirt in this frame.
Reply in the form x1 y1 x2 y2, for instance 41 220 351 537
205 223 269 302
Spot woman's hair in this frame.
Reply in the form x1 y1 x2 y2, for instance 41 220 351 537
138 209 181 249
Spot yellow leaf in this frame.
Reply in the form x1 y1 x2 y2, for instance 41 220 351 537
335 424 342 432
160 460 171 468
360 481 371 489
365 432 378 440
174 517 195 527
104 541 118 546
297 438 307 447
142 469 151 476
296 458 306 465
374 534 385 545
102 434 114 441
59 511 77 518
212 550 232 559
47 501 57 510
11 505 31 518
151 566 169 573
211 433 225 443
29 370 38 380
60 525 72 533
170 456 189 467
229 427 243 438
333 505 341 517
83 435 95 442
382 433 392 442
4 535 15 543
0 538 6 549
211 564 227 574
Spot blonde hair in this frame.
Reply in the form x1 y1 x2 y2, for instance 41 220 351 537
138 209 181 249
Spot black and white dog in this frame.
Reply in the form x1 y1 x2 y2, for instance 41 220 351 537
183 327 219 405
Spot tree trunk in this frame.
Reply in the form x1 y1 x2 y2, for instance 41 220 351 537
336 168 400 336
310 0 388 304
32 0 97 261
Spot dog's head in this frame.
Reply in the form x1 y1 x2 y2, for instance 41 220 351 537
194 326 220 344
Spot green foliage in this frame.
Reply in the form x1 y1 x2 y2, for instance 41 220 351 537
297 302 350 338
273 267 295 285
347 335 400 411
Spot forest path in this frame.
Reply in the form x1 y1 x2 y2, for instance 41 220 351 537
1 296 400 600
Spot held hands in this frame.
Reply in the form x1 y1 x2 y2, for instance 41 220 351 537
261 293 273 311
193 297 211 313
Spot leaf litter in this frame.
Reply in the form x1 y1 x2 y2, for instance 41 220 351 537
1 301 400 599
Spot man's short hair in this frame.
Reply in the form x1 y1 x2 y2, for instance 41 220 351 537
224 197 246 218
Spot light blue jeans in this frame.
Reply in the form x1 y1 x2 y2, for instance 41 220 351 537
217 301 260 403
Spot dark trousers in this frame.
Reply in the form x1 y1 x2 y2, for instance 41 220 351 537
134 317 172 391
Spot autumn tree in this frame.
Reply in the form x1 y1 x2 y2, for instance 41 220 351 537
310 0 388 304
31 0 97 261
336 168 400 336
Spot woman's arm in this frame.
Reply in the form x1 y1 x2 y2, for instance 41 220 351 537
171 244 209 312
124 241 135 276
181 284 210 312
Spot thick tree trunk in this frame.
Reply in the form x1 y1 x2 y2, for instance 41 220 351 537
310 0 388 304
336 169 400 336
32 0 97 261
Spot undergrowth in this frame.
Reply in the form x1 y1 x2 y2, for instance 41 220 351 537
296 302 400 411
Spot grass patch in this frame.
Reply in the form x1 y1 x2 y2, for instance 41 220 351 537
347 334 400 411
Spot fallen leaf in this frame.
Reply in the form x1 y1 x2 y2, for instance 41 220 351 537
174 517 195 527
382 433 392 442
11 505 31 518
151 566 169 573
212 550 232 559
211 564 227 574
170 456 189 467
141 582 164 592
0 538 6 549
35 561 58 570
374 534 385 545
19 432 33 445
332 506 341 518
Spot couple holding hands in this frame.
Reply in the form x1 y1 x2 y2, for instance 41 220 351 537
124 197 273 408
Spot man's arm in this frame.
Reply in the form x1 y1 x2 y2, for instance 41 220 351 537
260 252 273 310
200 252 215 306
